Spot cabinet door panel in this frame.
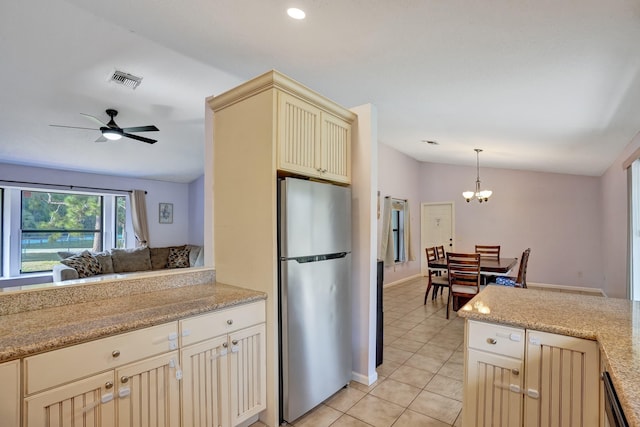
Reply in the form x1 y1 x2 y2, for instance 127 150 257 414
229 323 267 426
277 92 321 176
25 371 115 427
320 112 351 183
524 330 599 427
0 360 20 427
181 335 229 427
464 349 523 427
116 351 180 427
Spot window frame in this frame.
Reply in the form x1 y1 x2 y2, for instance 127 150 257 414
1 187 130 278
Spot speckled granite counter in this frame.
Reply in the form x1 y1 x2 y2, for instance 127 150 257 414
458 285 639 426
0 269 266 362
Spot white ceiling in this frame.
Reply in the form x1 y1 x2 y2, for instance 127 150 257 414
2 0 640 183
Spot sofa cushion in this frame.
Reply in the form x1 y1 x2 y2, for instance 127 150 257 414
149 247 171 270
111 247 152 273
166 246 190 269
60 251 101 278
187 245 202 267
94 252 115 274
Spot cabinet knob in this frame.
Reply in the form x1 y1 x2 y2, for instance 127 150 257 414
486 338 497 345
120 376 129 384
227 319 233 325
112 350 121 358
232 340 239 345
222 342 228 348
105 381 114 389
511 368 520 376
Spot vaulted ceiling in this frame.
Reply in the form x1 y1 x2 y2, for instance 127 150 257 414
2 0 639 182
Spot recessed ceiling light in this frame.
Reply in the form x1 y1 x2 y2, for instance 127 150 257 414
287 8 306 20
422 140 439 145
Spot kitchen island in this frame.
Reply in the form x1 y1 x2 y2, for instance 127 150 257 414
0 268 268 427
458 285 639 426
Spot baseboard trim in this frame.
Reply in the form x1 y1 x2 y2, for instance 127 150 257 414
351 370 378 386
383 274 422 289
526 282 606 297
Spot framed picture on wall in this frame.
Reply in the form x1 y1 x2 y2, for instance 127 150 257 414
159 202 173 224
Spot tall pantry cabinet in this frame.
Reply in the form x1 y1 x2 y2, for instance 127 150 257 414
208 70 355 426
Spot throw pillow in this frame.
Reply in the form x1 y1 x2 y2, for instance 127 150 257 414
93 252 114 274
60 251 101 278
57 250 79 260
149 247 171 270
111 247 152 273
166 246 190 269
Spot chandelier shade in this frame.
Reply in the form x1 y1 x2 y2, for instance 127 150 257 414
463 149 492 203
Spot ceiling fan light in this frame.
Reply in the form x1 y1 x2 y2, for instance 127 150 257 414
287 7 306 19
102 128 122 140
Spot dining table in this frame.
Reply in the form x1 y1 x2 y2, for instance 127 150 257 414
428 255 518 275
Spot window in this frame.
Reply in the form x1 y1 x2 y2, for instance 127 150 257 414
392 200 406 263
20 191 103 273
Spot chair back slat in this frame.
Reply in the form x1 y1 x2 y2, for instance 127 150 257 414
436 245 445 259
475 245 500 260
447 252 481 288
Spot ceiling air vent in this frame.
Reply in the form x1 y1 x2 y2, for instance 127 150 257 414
108 70 143 90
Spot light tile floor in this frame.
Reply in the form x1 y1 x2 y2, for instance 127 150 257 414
252 276 465 427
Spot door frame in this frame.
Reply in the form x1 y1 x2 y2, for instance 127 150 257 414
420 202 455 276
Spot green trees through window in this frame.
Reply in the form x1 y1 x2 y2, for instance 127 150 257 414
20 191 103 273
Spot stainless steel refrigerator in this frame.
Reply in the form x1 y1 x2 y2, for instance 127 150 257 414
278 177 352 423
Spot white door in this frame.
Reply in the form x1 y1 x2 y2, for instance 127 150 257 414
420 202 454 276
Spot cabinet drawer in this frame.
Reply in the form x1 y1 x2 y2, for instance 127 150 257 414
467 320 524 359
180 301 265 346
24 322 178 395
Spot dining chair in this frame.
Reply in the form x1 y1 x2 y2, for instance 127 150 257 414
494 248 531 288
475 245 500 259
446 252 481 319
436 245 445 260
475 244 500 285
424 247 449 304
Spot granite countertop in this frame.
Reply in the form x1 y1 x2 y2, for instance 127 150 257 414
458 285 639 426
0 279 266 362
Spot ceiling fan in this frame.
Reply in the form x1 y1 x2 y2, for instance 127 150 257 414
50 109 159 144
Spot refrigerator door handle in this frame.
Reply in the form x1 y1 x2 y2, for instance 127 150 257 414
281 252 348 263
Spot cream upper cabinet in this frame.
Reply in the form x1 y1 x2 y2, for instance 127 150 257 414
464 321 599 427
0 360 20 427
277 91 351 183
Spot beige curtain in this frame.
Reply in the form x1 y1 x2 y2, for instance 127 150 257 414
130 190 149 247
403 200 415 262
380 197 395 265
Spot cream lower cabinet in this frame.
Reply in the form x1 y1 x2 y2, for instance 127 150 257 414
23 322 180 427
464 321 599 427
0 360 21 427
180 301 267 427
524 329 599 427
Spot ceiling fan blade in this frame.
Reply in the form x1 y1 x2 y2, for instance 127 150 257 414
95 135 107 142
123 132 157 144
49 124 99 130
121 125 159 133
80 113 108 127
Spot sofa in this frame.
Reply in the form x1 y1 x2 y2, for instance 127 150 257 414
53 245 204 282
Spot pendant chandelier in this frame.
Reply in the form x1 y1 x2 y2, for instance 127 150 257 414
462 148 492 203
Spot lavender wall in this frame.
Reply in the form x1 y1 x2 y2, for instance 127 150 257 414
188 175 205 246
0 163 202 248
377 144 423 283
601 132 640 298
378 144 606 290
